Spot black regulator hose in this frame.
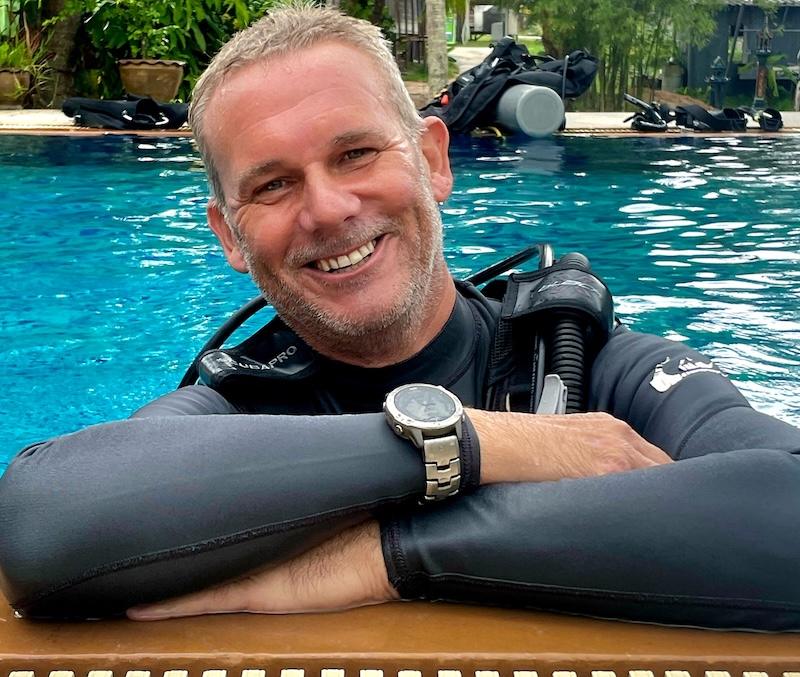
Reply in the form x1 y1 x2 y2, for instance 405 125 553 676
549 252 590 413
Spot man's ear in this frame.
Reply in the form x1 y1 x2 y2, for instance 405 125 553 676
419 116 453 202
208 199 248 273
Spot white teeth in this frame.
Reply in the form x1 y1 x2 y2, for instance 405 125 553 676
315 238 377 272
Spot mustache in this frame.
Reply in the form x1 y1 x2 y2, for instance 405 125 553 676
284 219 397 266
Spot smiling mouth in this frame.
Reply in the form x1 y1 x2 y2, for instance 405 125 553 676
313 237 378 273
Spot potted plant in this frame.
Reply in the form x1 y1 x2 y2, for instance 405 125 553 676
83 0 186 101
0 40 32 108
0 0 47 108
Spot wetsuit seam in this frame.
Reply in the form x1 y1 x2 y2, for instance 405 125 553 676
418 572 800 611
674 402 753 460
17 492 416 610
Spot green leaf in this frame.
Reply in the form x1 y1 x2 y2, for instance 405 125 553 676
190 22 206 51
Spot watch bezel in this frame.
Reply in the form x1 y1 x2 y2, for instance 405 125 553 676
384 383 464 436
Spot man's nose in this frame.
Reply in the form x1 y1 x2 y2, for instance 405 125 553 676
297 169 361 232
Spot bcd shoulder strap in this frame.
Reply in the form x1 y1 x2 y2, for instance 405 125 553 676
197 315 319 391
485 255 614 413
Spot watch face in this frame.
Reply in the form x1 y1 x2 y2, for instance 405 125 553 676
394 385 457 423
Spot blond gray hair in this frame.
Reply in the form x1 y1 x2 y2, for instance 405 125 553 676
189 1 423 207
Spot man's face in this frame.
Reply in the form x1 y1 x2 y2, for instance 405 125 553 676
203 42 454 361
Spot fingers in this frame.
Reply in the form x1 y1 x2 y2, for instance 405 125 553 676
570 412 672 467
638 439 672 465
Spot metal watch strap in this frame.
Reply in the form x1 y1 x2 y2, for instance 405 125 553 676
422 434 461 501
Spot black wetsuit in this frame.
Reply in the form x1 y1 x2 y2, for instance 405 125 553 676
2 282 800 629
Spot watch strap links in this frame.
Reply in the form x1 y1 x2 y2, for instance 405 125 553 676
422 434 461 501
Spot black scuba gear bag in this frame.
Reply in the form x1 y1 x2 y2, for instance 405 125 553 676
671 104 747 132
419 38 598 134
62 95 189 130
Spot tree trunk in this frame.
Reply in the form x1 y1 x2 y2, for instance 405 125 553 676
39 0 80 107
370 0 387 30
455 0 469 44
426 0 448 98
538 10 560 57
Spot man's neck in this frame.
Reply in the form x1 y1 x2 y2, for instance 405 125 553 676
308 270 457 369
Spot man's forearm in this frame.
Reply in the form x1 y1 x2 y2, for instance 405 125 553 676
128 520 399 619
0 413 428 618
383 445 800 631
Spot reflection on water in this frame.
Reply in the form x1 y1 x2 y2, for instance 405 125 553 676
1 133 799 464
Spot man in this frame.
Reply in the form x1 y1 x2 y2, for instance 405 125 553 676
1 3 800 630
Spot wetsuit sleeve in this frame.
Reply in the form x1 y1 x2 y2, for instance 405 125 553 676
0 404 480 619
131 384 241 416
381 330 800 631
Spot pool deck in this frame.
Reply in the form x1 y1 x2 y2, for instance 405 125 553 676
1 106 798 136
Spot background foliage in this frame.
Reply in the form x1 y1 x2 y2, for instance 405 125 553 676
3 0 796 109
58 0 272 100
0 0 53 105
521 0 724 110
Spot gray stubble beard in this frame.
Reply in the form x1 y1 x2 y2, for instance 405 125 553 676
235 182 447 365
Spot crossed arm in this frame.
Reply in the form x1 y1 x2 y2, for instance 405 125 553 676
128 409 669 620
2 332 800 629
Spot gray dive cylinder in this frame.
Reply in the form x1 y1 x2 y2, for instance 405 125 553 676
494 84 565 137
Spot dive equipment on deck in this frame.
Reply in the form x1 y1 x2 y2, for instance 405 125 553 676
622 93 668 133
419 38 597 136
495 85 565 138
384 383 464 501
672 104 747 132
623 95 784 133
62 95 189 130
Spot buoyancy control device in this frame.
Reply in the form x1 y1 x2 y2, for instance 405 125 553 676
179 245 615 416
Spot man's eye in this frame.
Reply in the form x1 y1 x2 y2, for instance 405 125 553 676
260 179 285 192
343 148 375 161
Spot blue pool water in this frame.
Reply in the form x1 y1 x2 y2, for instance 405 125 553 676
2 133 799 469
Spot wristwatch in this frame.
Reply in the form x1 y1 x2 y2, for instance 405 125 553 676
383 383 464 501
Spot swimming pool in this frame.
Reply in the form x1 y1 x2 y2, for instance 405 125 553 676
2 133 799 468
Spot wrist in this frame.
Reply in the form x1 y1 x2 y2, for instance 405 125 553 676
466 408 535 485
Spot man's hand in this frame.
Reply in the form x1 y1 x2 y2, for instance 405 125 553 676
127 520 399 620
468 410 672 485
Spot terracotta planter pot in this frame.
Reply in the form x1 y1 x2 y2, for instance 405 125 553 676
0 69 31 109
118 59 185 102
